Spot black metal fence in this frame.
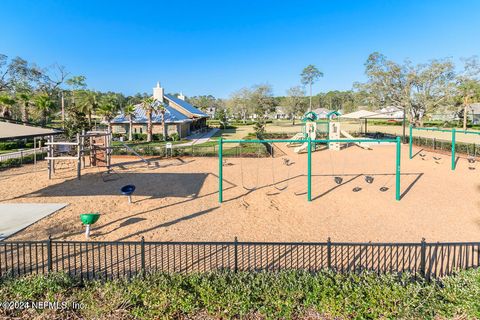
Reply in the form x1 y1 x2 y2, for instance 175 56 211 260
1 239 479 280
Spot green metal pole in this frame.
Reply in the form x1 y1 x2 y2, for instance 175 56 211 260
409 125 413 159
219 138 223 203
395 136 401 201
451 128 456 171
307 138 312 201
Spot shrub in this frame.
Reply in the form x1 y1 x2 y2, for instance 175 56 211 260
169 133 180 141
132 133 147 141
1 270 480 319
152 133 164 141
0 142 19 151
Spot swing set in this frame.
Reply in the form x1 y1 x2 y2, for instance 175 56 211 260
409 125 480 170
218 136 402 203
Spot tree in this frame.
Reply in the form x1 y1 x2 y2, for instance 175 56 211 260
98 95 119 133
16 91 32 123
357 52 456 126
66 75 87 105
216 107 229 129
227 88 253 122
0 94 15 119
250 84 275 117
34 94 54 125
455 57 480 130
123 104 136 141
186 95 221 111
141 97 157 142
77 90 100 126
301 65 324 111
285 86 307 124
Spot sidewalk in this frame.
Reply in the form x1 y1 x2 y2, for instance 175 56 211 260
176 128 219 147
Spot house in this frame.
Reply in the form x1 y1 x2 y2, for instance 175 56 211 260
312 108 331 119
273 106 289 119
470 103 480 125
205 106 216 118
374 106 404 119
111 83 209 138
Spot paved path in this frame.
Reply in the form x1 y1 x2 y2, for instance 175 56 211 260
0 203 68 240
175 129 219 147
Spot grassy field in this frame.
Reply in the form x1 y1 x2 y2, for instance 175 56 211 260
1 270 479 319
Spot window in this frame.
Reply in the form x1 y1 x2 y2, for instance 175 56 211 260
139 127 143 134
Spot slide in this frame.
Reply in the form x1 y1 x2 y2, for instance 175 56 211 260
293 142 309 153
287 132 305 146
340 130 373 149
118 142 150 165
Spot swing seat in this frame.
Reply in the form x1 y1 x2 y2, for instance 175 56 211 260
352 187 362 192
379 186 389 192
364 176 374 184
433 157 441 161
468 157 476 164
334 176 343 185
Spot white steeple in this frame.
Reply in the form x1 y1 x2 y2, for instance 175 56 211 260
153 82 164 101
178 92 185 101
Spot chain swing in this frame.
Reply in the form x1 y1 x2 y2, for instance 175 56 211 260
467 143 478 170
240 145 261 191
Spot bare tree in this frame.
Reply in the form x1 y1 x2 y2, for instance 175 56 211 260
285 86 307 124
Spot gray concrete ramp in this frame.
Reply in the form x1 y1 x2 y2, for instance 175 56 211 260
0 203 67 240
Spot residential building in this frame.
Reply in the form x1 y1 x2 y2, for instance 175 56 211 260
111 83 209 138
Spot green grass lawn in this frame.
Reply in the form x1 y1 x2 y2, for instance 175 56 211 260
1 270 479 319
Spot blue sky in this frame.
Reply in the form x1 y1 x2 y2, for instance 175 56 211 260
1 0 479 98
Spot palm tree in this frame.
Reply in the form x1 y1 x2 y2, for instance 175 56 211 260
158 102 167 141
123 104 136 141
0 94 16 119
141 97 156 142
300 64 324 111
34 94 54 126
16 92 32 123
77 90 99 126
98 102 117 133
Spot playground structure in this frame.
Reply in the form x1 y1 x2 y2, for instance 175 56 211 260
289 111 381 153
409 125 480 170
46 130 150 180
218 136 402 203
46 130 112 180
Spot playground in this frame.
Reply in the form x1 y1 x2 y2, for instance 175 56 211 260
0 111 478 243
1 135 479 243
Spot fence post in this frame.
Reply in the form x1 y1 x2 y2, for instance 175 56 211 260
451 128 456 171
307 138 312 201
218 138 223 203
140 236 146 275
234 236 238 273
433 138 436 150
395 136 401 201
409 125 413 159
420 238 426 278
47 235 52 273
20 149 24 165
327 237 332 269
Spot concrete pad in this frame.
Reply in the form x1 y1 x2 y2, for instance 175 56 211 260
0 203 67 240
